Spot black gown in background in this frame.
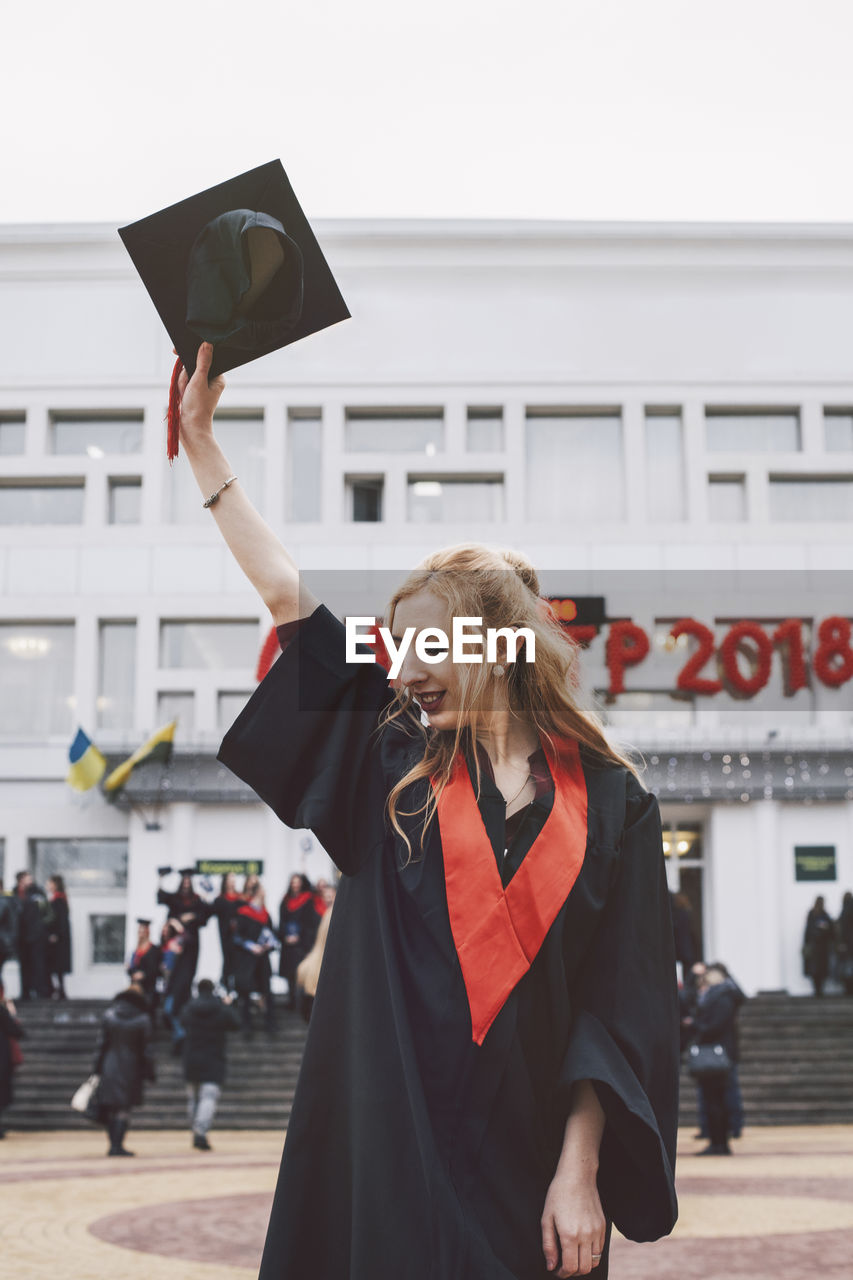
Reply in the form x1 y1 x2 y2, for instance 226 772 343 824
218 604 679 1280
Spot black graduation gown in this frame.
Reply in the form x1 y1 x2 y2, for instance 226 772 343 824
218 604 679 1280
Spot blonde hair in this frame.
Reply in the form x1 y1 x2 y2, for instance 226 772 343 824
379 543 641 858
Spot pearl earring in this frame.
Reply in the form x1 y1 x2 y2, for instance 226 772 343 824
492 664 505 678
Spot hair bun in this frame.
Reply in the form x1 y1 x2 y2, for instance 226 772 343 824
501 549 540 596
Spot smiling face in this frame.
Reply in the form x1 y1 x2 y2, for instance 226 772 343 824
390 588 471 732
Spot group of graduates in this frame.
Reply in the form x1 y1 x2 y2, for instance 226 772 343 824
803 891 853 996
0 872 72 1001
128 867 333 1046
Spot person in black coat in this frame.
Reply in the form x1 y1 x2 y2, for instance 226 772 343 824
45 875 72 999
92 982 155 1156
212 872 243 993
234 886 279 1038
670 892 699 979
14 873 50 1001
0 881 17 988
0 979 24 1138
836 891 853 996
181 978 241 1149
691 964 740 1155
803 896 835 997
278 874 320 1011
157 870 210 1049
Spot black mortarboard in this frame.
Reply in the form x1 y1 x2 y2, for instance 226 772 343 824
136 917 152 927
119 160 350 459
178 867 196 877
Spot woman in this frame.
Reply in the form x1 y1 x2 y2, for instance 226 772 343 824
46 875 72 1000
803 896 835 997
689 963 740 1156
836 891 853 996
0 979 24 1138
91 978 155 1157
278 873 319 1010
233 883 279 1038
176 344 679 1279
212 871 243 992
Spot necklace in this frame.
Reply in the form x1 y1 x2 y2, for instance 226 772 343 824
504 771 533 810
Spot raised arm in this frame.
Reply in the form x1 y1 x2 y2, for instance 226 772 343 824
176 342 317 626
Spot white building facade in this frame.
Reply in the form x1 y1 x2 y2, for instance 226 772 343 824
1 219 852 997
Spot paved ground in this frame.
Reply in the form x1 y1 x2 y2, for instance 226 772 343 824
0 1125 851 1278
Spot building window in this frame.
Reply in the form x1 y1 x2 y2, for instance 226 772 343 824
159 621 258 669
705 408 800 452
50 412 143 456
347 477 384 522
345 408 444 454
824 411 853 452
526 409 624 521
167 413 265 524
0 480 84 524
31 838 129 891
645 409 685 522
157 691 195 733
217 691 251 730
0 414 25 455
98 622 136 731
90 914 127 965
407 477 505 523
708 475 747 522
287 409 322 521
768 476 853 521
467 408 504 452
0 622 75 739
108 478 142 524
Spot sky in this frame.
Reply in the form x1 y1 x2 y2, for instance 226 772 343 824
2 0 852 226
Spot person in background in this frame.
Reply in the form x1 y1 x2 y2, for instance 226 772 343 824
836 891 853 996
0 880 17 988
278 873 320 1011
45 875 72 1000
127 919 162 1016
234 883 279 1038
803 896 835 997
670 892 699 985
92 977 155 1157
690 963 739 1155
295 883 336 1023
158 870 209 1050
14 872 49 1001
0 978 24 1139
241 872 260 901
181 977 241 1150
212 872 243 993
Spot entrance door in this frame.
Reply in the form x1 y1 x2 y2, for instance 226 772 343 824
662 820 705 968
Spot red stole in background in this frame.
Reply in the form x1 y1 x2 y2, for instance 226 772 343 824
434 736 588 1045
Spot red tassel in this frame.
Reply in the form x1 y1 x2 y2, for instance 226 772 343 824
255 626 281 683
167 356 183 462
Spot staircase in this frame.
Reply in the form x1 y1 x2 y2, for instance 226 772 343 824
7 998 307 1131
6 992 853 1131
679 992 853 1126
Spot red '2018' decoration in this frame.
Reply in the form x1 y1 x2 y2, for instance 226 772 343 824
718 621 773 698
813 616 853 688
669 618 722 695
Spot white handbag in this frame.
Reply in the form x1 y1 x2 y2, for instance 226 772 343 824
70 1074 100 1113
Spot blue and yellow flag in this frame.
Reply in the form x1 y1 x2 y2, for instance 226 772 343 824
103 720 177 793
67 728 107 792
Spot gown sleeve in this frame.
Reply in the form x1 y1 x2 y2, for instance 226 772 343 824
217 603 394 876
557 771 680 1242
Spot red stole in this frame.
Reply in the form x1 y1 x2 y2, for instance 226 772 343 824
433 736 588 1045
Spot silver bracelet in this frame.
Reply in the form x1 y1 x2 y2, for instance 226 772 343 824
203 475 237 508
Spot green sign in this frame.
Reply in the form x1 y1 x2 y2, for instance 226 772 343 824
794 846 837 882
195 859 264 877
